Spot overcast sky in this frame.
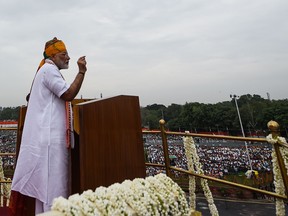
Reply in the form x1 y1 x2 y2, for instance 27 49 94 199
1 0 287 107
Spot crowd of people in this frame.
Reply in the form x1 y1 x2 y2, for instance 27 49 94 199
144 134 273 179
0 131 274 180
0 130 17 171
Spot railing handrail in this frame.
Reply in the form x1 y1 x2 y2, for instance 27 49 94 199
0 128 17 130
143 130 288 148
0 153 16 156
144 119 288 202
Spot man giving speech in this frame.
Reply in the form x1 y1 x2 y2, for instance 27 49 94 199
10 37 87 215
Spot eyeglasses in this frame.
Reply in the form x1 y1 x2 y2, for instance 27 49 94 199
55 52 69 58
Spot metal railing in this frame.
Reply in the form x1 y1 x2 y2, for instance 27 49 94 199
144 119 288 201
1 121 288 209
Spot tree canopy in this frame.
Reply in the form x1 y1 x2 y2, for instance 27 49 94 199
0 107 20 121
1 94 287 137
141 94 288 137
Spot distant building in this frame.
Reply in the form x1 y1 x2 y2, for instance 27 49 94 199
0 121 18 128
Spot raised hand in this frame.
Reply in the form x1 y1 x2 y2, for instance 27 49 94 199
77 56 87 73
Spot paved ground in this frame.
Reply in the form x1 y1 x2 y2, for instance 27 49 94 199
196 197 288 216
1 198 286 215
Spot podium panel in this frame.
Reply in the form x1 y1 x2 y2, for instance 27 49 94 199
75 95 145 192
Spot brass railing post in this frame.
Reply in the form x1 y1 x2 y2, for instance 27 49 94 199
268 120 288 196
274 145 288 195
159 119 171 177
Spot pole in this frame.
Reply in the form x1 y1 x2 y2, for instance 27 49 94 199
159 119 171 177
231 95 253 170
234 97 245 138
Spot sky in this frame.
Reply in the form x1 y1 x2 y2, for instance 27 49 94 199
1 0 288 107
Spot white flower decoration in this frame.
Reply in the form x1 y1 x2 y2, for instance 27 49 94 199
183 134 219 216
266 134 288 216
51 174 190 215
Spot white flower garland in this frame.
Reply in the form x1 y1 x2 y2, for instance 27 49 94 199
0 156 11 207
183 134 219 216
51 173 189 216
183 135 196 209
266 134 288 216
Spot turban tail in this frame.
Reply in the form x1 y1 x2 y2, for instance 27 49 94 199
37 37 67 71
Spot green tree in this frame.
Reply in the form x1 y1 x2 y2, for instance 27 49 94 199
141 104 167 129
139 95 288 136
0 107 19 120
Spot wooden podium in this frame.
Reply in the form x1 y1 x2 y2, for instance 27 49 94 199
72 95 146 193
13 95 145 214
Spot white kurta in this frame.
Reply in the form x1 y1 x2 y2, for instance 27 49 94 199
12 61 70 207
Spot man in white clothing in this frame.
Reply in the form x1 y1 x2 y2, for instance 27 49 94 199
10 37 87 215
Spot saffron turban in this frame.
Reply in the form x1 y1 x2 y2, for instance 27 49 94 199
37 37 67 71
